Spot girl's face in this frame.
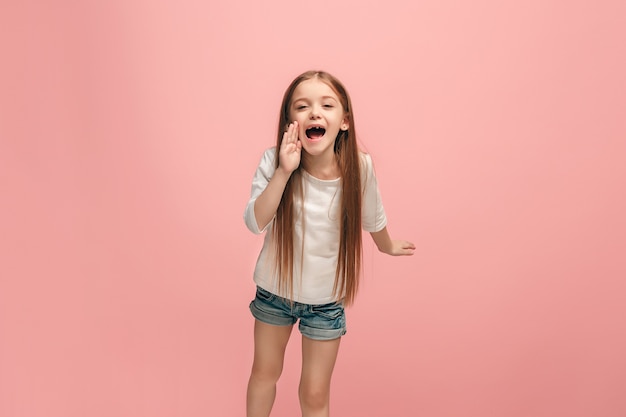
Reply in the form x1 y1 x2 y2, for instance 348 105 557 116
288 78 349 160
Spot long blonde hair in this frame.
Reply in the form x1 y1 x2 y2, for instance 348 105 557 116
272 70 362 306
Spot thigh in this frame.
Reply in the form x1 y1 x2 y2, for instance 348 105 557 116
251 320 294 377
300 335 341 391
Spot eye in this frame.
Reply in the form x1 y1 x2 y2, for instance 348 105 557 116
296 105 308 110
323 104 334 108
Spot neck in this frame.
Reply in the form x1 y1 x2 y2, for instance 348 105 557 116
302 151 340 180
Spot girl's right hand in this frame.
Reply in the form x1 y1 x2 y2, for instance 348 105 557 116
278 121 301 174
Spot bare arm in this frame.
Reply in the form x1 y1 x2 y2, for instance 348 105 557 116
254 122 301 231
370 226 415 256
254 168 291 231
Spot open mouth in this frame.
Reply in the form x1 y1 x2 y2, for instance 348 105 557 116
305 126 326 140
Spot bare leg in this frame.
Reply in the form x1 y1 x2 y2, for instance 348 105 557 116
246 320 293 417
298 336 341 417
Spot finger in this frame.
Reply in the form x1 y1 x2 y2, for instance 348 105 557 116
282 124 295 147
282 128 291 147
287 121 296 144
398 242 415 256
281 134 288 149
292 121 298 142
400 247 415 256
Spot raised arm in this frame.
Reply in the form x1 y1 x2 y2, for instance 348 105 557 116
370 226 415 256
253 122 302 231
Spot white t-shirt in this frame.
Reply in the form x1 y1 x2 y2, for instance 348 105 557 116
244 147 387 304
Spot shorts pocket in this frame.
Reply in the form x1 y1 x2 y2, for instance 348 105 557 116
256 286 276 302
311 303 344 320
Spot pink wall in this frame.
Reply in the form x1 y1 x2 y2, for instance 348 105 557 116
1 1 625 416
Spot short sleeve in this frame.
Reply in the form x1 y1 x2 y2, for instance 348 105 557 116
360 153 387 232
243 148 277 234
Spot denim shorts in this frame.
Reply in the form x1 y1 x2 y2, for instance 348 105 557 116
249 286 347 341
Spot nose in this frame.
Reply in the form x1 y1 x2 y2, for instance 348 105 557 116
309 105 321 119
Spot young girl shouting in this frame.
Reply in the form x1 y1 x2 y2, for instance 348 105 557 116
244 70 415 417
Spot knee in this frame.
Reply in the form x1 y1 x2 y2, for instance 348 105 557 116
299 384 329 411
250 363 283 385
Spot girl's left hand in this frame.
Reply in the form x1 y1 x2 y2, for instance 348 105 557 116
388 240 416 256
370 227 415 256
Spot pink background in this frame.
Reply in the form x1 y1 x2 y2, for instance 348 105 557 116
1 1 625 416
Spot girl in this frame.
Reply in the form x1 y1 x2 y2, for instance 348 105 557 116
244 70 415 417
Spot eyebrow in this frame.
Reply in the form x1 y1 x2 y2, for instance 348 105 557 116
292 95 338 103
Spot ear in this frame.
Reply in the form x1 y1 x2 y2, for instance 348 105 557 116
341 116 349 131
